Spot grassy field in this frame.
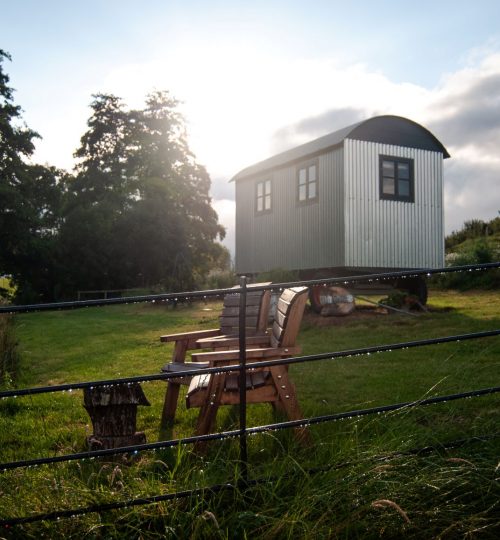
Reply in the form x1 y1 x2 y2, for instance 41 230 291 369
0 289 499 538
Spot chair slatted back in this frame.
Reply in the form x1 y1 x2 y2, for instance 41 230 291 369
270 287 308 348
219 284 271 335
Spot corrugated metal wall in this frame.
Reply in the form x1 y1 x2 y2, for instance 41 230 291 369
235 140 444 274
235 147 345 274
344 139 444 269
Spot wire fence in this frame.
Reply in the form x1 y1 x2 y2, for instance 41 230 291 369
1 329 499 400
2 432 498 528
1 384 499 473
1 261 499 314
0 262 499 527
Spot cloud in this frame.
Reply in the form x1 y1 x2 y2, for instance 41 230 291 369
444 158 500 232
428 72 500 155
423 53 500 232
210 176 234 202
271 107 367 153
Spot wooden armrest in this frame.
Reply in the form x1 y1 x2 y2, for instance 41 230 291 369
192 346 302 364
160 328 220 343
196 334 271 349
161 361 209 373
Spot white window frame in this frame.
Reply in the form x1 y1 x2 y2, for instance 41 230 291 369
256 179 272 214
297 159 319 204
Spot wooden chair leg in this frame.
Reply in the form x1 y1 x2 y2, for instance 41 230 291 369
271 400 286 414
160 381 181 431
270 366 311 445
193 373 226 452
159 340 189 438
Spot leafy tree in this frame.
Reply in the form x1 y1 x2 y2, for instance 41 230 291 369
463 219 487 237
71 94 134 208
61 91 225 295
58 94 133 295
0 49 39 276
0 50 65 302
122 91 225 290
487 215 500 234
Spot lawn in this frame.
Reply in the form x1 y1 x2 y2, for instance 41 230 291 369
0 289 499 538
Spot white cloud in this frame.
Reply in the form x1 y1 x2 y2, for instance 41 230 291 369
423 51 500 232
93 50 433 179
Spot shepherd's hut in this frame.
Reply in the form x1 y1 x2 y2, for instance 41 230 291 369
232 115 449 311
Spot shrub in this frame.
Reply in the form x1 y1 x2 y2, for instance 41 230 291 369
433 241 500 290
255 267 300 284
203 269 238 290
0 275 14 302
0 312 19 388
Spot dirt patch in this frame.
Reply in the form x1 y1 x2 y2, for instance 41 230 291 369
303 303 455 327
303 305 389 326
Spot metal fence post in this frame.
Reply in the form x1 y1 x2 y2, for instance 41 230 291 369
238 275 248 482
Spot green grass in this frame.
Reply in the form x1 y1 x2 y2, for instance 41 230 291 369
1 290 499 538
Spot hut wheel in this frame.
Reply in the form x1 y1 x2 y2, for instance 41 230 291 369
395 276 428 305
309 285 355 316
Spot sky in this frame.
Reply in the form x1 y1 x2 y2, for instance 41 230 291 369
3 0 500 255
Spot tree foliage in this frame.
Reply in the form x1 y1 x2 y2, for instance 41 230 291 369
434 214 500 290
445 216 500 250
59 92 225 297
0 53 226 302
0 50 66 302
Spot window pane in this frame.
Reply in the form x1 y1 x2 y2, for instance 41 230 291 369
398 179 410 197
257 182 263 196
308 181 316 199
308 164 316 182
299 185 307 201
257 197 263 212
398 162 410 179
299 168 307 184
382 160 395 177
382 177 395 195
265 195 271 210
265 180 271 194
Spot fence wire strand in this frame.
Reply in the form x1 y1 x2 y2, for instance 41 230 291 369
1 385 499 472
1 431 498 528
1 262 499 314
1 329 499 400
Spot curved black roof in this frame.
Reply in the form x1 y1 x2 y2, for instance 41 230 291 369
232 115 449 181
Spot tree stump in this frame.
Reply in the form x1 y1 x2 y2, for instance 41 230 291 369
83 383 150 450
